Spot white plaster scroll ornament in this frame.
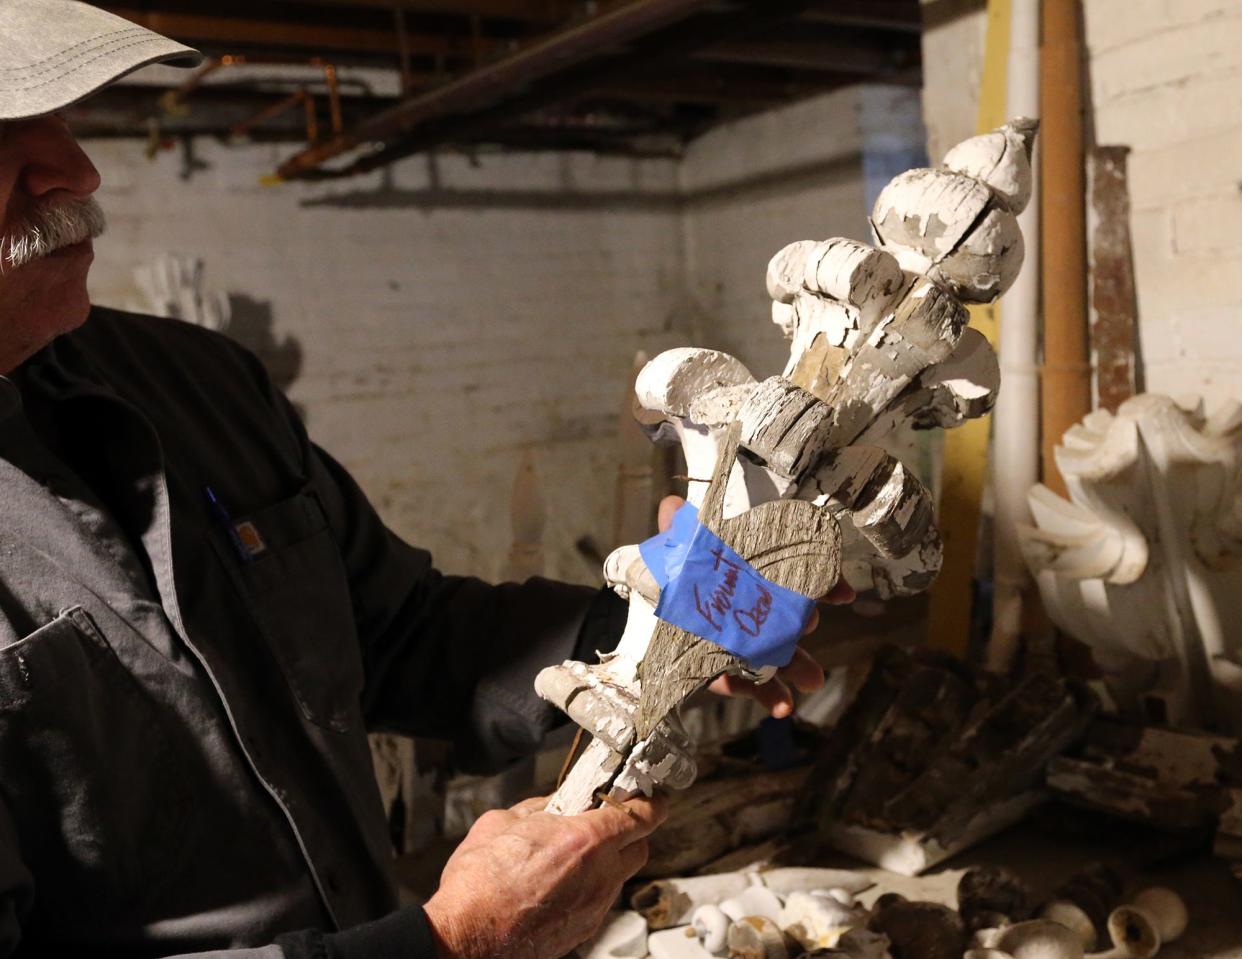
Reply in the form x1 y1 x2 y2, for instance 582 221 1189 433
539 119 1037 816
1019 394 1242 733
577 911 650 959
630 867 873 932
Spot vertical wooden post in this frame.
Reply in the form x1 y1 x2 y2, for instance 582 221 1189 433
1039 0 1092 495
508 447 546 581
613 351 658 548
1089 145 1140 413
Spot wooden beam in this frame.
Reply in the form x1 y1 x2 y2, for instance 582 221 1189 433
594 68 847 106
276 0 719 178
257 0 571 21
695 37 917 76
66 84 400 139
278 0 833 175
800 0 922 32
104 7 500 58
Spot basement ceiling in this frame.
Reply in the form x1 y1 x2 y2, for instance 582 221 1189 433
71 0 922 178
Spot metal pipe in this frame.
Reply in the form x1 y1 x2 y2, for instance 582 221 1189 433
302 89 319 144
229 88 311 140
275 0 715 179
988 0 1041 669
322 63 343 136
159 55 244 115
394 8 414 94
1039 0 1092 496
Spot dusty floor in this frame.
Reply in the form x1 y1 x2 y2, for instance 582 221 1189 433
833 823 1242 958
395 815 1242 957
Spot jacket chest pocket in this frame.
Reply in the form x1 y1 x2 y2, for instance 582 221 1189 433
214 487 364 734
0 607 193 917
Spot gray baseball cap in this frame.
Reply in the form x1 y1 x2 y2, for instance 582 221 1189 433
0 0 202 121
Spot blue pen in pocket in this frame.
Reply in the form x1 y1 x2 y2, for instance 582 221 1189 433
203 485 253 564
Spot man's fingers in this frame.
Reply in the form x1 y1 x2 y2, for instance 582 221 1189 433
778 647 825 693
802 607 820 635
824 579 857 605
707 673 794 718
510 795 550 817
657 495 685 533
616 838 651 879
751 677 795 718
457 807 518 851
580 793 668 845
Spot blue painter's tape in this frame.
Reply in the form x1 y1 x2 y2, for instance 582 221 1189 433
638 503 815 668
639 501 700 587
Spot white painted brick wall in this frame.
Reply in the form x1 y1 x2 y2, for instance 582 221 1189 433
86 140 685 583
918 0 986 162
85 87 888 584
1086 0 1242 406
919 0 1242 412
679 87 873 378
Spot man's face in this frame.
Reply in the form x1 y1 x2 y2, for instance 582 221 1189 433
0 115 103 373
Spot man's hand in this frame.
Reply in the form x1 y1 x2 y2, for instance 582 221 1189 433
656 494 855 719
423 793 668 959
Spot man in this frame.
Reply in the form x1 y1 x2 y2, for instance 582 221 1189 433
0 3 846 957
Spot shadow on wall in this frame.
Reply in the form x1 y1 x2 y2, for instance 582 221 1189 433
130 254 305 415
226 292 303 397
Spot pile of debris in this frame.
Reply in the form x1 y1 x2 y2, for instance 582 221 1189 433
1047 718 1242 877
795 646 1093 875
577 863 1187 959
629 646 1094 881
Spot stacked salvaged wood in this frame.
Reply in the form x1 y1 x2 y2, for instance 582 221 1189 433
794 647 1094 876
619 647 1092 882
1046 718 1242 877
576 861 1189 959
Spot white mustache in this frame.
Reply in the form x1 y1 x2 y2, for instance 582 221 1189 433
1 197 106 270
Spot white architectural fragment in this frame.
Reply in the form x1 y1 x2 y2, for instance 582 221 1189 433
631 868 873 932
777 890 864 951
133 253 230 330
578 912 651 959
717 886 784 924
540 120 1038 815
646 928 708 959
1019 394 1242 732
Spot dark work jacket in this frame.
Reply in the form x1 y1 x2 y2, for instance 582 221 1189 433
0 307 618 959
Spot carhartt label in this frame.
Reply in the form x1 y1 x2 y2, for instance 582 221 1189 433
233 521 267 557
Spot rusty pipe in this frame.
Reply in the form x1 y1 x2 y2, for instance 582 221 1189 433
1039 0 1092 496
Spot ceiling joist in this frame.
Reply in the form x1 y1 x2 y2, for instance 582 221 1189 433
80 0 923 169
257 0 574 21
105 7 505 59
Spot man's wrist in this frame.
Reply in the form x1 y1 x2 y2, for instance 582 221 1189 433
424 894 470 959
275 905 437 959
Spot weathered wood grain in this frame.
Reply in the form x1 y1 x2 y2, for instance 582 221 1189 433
637 423 841 739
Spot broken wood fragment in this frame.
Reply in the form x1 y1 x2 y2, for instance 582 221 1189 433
1088 146 1140 414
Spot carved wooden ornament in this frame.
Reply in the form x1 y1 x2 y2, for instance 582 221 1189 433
538 119 1038 815
1020 393 1242 733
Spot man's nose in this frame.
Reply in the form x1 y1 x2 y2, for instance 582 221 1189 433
16 116 102 200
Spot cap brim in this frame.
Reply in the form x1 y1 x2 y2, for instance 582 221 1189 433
0 1 203 121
